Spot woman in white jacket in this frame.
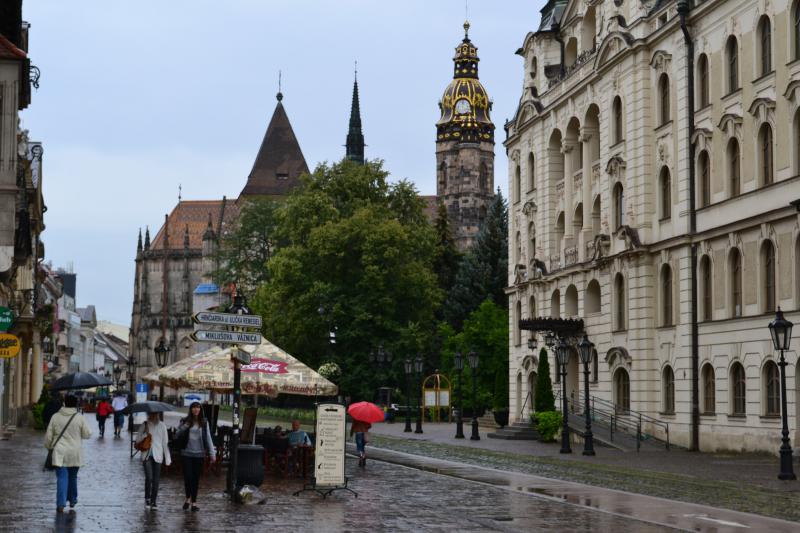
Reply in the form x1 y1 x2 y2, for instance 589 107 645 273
44 395 91 513
136 412 171 509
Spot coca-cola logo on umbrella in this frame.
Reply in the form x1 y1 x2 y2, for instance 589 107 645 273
241 358 288 374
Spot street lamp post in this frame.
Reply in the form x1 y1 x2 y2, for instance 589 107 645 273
112 364 123 389
404 359 413 432
577 334 595 456
768 308 796 480
369 344 392 404
414 355 424 434
454 352 465 439
468 350 480 441
154 338 170 401
555 338 572 454
126 355 136 431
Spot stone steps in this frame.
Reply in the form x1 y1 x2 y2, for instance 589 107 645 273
487 421 539 441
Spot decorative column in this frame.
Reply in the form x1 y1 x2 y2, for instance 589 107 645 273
561 140 576 244
579 128 596 261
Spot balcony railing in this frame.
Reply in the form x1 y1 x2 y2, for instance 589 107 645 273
573 169 582 192
564 246 578 266
549 254 561 272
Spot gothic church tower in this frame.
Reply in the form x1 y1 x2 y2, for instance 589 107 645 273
436 21 495 250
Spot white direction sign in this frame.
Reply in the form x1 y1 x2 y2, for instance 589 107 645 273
191 330 262 345
193 311 263 328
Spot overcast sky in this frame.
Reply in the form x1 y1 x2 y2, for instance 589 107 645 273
23 0 540 325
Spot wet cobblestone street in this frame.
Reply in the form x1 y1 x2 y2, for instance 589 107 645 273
0 415 675 532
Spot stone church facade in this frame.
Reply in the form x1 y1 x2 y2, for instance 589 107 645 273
506 0 800 453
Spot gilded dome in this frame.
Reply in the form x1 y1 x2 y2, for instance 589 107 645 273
437 22 494 143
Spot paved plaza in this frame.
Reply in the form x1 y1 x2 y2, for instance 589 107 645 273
0 414 798 532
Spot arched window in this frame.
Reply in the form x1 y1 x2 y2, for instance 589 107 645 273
730 248 743 317
514 300 522 346
551 289 561 318
554 212 565 259
764 361 780 415
702 364 716 414
528 222 536 261
759 124 773 186
659 167 671 219
731 362 746 415
758 16 772 76
527 153 535 192
514 165 521 203
795 1 800 61
614 368 630 413
614 273 626 331
762 240 776 313
582 6 597 52
613 182 625 228
726 36 739 93
565 284 578 317
613 96 623 144
698 151 710 207
658 74 670 125
663 366 675 414
529 294 536 319
728 139 740 197
697 54 709 107
700 255 712 321
661 265 673 326
585 279 601 314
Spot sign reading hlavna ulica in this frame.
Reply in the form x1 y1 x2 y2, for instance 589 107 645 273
314 403 346 486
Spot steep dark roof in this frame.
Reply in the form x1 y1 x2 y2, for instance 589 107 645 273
239 94 309 198
345 77 365 164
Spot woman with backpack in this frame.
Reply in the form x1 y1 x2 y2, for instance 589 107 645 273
135 412 171 510
176 402 215 511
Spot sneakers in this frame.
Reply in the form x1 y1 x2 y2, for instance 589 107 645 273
69 501 77 509
191 505 199 512
150 503 158 510
144 501 151 510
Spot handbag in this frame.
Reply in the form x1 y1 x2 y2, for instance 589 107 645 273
134 424 152 452
44 413 78 471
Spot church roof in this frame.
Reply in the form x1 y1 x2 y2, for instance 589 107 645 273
150 199 239 251
239 93 309 198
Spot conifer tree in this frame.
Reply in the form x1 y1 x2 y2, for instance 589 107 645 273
534 347 556 413
432 202 461 296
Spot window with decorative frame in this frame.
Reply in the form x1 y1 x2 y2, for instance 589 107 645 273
726 36 739 93
759 124 773 186
613 182 625 228
527 153 535 192
764 361 780 416
795 1 800 61
727 139 740 197
758 16 772 76
730 248 743 317
701 255 712 321
731 362 746 415
697 54 709 107
614 273 626 331
702 364 715 414
659 167 671 219
658 74 670 125
663 366 675 414
698 150 710 207
613 96 623 143
615 368 630 412
762 240 776 313
661 265 673 326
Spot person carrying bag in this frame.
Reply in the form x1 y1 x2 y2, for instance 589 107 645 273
44 395 91 513
177 402 215 512
136 413 171 510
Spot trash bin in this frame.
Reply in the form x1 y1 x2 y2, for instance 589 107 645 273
236 444 264 487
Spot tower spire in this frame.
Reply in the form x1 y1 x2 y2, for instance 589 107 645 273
345 63 365 165
137 228 143 252
144 226 151 250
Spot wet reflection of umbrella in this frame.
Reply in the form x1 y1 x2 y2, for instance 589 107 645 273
347 401 385 423
50 372 113 391
121 401 176 415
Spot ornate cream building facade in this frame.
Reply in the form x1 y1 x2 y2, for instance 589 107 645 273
506 0 800 452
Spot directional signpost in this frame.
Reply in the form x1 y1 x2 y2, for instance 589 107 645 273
193 311 262 329
190 330 262 345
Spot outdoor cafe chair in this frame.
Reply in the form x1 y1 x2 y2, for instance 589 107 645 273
265 437 291 477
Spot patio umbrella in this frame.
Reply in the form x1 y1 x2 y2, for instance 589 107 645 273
347 401 385 424
121 401 176 415
50 372 113 391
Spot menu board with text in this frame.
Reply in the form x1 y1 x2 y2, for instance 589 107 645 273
314 403 346 487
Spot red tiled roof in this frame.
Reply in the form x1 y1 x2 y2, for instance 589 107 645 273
150 199 240 251
0 34 25 60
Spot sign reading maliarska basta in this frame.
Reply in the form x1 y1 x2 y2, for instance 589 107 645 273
190 330 262 345
193 311 262 328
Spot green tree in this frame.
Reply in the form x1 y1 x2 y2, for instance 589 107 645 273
432 202 461 296
445 190 508 328
252 160 442 400
534 347 556 413
213 197 281 294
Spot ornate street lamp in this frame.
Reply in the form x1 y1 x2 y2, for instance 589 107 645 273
414 355 424 434
545 332 556 348
112 363 123 389
527 335 537 353
768 308 796 480
454 352 465 439
404 358 413 432
468 350 480 441
555 337 572 454
126 355 136 431
577 334 595 456
154 339 170 401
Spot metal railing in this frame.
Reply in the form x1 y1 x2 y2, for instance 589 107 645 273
519 391 531 421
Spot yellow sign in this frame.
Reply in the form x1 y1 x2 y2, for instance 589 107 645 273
0 333 21 358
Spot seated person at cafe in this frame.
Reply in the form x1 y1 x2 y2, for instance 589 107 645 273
287 420 311 447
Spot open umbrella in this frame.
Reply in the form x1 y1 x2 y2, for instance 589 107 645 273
50 372 112 391
347 401 385 424
121 401 176 415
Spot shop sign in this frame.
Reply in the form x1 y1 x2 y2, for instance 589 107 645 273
0 333 21 358
0 307 13 332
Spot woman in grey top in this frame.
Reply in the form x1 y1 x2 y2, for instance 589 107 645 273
177 402 215 511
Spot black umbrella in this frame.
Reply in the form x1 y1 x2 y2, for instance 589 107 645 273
50 372 113 391
121 401 176 415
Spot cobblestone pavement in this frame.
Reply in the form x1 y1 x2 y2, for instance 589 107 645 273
366 422 800 523
0 415 675 533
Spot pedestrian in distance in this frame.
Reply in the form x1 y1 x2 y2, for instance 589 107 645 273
176 401 215 512
44 395 91 513
111 392 128 438
350 419 371 467
136 412 171 510
95 397 113 438
43 391 62 428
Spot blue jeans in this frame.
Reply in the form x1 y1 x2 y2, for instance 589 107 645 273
55 467 79 508
355 433 366 455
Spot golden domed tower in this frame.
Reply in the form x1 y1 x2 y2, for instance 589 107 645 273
436 21 495 250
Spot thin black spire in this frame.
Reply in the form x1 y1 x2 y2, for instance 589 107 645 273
137 228 143 252
345 63 365 165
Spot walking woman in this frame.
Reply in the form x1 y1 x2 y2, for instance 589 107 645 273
136 412 171 510
350 419 371 467
95 397 113 438
176 402 215 511
44 395 91 513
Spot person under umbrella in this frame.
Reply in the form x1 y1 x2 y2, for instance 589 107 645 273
347 402 384 468
136 411 171 510
111 392 128 438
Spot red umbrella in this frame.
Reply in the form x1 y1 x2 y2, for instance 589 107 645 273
347 401 385 423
